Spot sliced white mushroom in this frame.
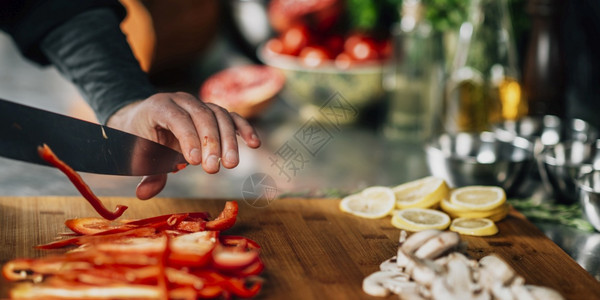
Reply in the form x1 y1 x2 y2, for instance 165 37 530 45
478 254 517 287
525 285 565 300
362 270 414 297
383 278 419 295
435 252 478 269
380 256 400 271
398 290 428 300
445 253 480 294
397 229 443 267
414 231 460 259
510 283 536 300
401 229 443 254
431 277 462 300
405 258 438 286
399 230 409 245
489 281 515 300
396 249 412 268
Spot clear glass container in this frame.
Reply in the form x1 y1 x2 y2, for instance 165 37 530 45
444 0 525 133
383 0 445 142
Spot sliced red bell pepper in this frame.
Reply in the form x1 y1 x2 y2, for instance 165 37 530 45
38 144 127 220
36 226 158 249
65 217 131 235
220 235 261 251
212 246 260 271
233 259 265 277
195 270 262 298
206 201 238 231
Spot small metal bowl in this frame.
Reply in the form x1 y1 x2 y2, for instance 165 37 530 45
493 116 598 155
425 132 534 195
539 140 600 204
577 169 600 232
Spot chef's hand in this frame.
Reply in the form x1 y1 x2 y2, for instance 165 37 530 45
106 92 261 200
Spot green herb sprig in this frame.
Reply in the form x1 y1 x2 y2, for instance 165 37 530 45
509 198 596 232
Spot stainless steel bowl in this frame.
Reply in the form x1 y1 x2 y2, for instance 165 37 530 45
577 169 600 232
493 116 598 155
425 132 534 195
539 140 600 204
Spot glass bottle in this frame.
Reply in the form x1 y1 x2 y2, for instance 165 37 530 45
523 0 566 118
444 0 525 133
383 0 445 142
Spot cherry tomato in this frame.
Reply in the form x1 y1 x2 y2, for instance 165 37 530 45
377 38 393 60
323 35 345 58
299 46 330 67
265 38 285 55
344 34 379 61
281 24 311 56
334 52 355 70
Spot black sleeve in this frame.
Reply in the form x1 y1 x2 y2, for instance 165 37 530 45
39 7 157 124
0 0 127 65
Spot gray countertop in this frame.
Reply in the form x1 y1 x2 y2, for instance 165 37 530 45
1 32 598 281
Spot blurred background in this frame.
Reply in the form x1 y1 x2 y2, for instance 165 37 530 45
1 0 599 198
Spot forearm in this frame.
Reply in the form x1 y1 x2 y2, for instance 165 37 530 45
40 8 156 124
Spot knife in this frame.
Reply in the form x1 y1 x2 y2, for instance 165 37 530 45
0 98 187 176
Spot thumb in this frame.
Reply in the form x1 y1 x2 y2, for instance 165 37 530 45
136 174 168 200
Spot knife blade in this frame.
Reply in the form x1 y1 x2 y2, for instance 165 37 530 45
0 98 187 176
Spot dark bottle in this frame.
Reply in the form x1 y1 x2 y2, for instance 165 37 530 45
523 0 566 118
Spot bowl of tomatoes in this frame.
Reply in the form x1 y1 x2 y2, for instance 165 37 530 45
253 0 395 124
258 27 391 123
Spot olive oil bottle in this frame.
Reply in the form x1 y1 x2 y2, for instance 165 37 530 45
444 0 525 133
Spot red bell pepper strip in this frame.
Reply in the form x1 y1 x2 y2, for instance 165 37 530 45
157 233 170 299
36 226 158 250
233 258 265 277
206 201 239 231
38 144 127 220
220 235 261 251
65 218 131 235
212 247 260 271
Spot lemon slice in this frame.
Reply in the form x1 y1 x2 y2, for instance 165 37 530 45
393 176 449 209
391 208 451 231
441 198 509 220
450 186 506 211
339 186 395 219
449 218 498 236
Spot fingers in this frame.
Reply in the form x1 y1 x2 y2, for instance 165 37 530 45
144 95 205 166
205 103 239 169
170 94 222 173
230 112 262 149
126 92 261 175
136 174 167 200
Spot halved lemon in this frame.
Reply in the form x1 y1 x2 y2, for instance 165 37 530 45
449 186 506 211
393 176 449 209
339 186 396 219
441 199 510 222
449 217 498 236
391 208 451 231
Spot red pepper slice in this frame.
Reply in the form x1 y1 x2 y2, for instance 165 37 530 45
195 271 262 298
220 235 261 251
212 246 260 271
36 226 158 249
65 218 131 235
38 144 127 220
233 259 265 277
206 201 238 231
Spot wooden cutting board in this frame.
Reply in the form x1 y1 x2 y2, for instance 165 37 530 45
1 196 599 299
